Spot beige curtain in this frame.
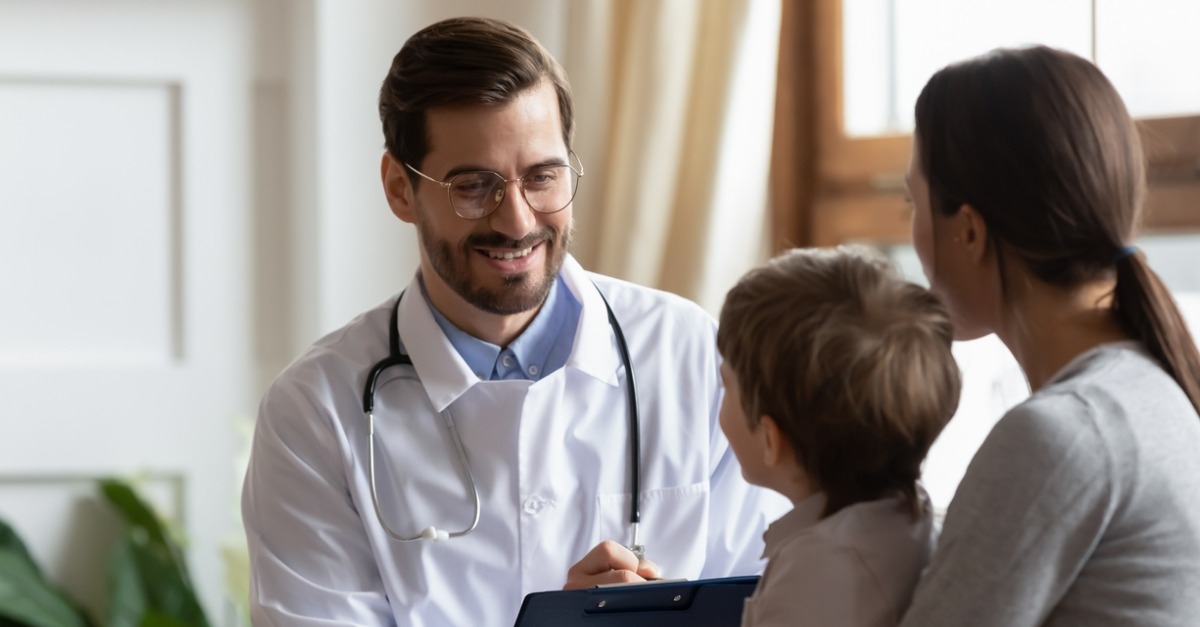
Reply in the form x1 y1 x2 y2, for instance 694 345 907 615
563 0 782 314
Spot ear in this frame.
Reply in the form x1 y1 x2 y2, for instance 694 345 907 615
952 203 990 266
381 152 417 224
757 415 790 468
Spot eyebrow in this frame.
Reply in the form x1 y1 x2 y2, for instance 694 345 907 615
442 157 569 180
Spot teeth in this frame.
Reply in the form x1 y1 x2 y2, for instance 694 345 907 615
487 246 533 260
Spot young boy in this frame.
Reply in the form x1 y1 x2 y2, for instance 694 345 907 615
717 246 961 627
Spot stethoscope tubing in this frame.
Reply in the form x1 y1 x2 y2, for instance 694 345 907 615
361 283 640 547
367 400 483 541
594 287 643 553
364 299 482 542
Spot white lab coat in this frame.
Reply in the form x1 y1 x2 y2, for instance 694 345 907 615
242 255 787 626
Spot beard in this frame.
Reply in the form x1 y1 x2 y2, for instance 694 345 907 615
416 214 573 316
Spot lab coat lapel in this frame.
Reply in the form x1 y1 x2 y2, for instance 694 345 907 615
395 275 479 413
558 256 622 387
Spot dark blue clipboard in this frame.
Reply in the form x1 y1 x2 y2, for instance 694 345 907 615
512 576 759 627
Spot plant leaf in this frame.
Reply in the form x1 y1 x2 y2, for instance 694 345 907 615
98 480 170 549
0 552 87 627
139 611 193 627
0 521 41 582
100 479 210 627
107 534 148 627
98 480 198 594
107 531 209 627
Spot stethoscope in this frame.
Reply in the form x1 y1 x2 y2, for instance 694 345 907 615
361 283 646 559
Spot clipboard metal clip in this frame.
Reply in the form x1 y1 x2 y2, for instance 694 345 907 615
586 581 699 614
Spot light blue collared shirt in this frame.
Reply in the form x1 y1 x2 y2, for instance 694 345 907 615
423 275 581 381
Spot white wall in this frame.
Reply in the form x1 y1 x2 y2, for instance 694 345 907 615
0 1 255 623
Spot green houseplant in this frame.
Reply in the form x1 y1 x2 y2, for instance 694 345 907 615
0 479 210 627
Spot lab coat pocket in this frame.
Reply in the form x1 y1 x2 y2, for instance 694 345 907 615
596 482 709 578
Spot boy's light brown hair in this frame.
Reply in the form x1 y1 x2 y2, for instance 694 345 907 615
717 246 961 519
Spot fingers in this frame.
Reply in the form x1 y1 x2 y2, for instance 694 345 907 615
563 540 662 590
636 558 662 580
568 540 639 577
565 568 648 590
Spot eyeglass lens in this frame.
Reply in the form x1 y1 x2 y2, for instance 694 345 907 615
448 165 579 218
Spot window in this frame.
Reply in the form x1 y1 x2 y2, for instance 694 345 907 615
844 0 1200 136
770 0 1200 249
771 0 1200 512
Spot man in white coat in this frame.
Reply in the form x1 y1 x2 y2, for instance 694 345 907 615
241 16 785 626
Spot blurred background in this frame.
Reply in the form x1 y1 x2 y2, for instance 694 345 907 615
1 0 1197 624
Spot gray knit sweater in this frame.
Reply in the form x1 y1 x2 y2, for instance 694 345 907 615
900 341 1200 626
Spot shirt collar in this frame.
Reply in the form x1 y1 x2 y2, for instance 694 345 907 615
503 277 579 380
398 255 620 411
761 491 827 558
423 276 578 381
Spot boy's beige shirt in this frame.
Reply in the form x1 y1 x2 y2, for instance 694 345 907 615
741 488 935 627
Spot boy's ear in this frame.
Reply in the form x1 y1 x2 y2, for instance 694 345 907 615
757 415 789 468
381 152 417 224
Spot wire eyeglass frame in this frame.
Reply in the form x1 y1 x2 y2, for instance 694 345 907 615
404 151 584 220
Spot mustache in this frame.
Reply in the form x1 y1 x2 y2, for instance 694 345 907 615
465 228 556 250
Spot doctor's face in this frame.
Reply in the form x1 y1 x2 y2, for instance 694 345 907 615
401 79 573 316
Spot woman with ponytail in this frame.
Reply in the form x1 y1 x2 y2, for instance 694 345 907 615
899 46 1200 626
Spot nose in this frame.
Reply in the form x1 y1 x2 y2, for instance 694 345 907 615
487 180 537 241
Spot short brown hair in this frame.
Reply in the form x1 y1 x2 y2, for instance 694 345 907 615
717 246 961 519
378 17 574 177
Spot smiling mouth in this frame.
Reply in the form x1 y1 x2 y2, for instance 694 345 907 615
483 245 535 260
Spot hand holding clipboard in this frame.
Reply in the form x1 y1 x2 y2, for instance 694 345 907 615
563 540 663 590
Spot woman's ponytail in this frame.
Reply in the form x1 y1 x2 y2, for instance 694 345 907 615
1113 252 1200 415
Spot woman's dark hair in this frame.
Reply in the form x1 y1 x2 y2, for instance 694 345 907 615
378 17 574 178
915 45 1200 414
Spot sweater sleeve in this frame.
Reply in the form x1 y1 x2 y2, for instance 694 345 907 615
898 393 1117 627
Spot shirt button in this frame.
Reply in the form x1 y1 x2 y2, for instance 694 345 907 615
523 495 551 515
501 355 514 368
528 364 539 376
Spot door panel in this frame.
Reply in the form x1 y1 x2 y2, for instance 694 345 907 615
0 2 254 622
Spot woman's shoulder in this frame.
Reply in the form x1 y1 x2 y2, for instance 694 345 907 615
1013 342 1197 444
970 341 1199 495
1041 340 1193 403
960 376 1116 505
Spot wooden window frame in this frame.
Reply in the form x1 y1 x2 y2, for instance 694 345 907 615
772 0 1200 250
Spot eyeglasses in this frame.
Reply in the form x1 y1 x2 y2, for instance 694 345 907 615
404 152 584 220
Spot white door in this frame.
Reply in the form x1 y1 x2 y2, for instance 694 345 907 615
0 1 255 622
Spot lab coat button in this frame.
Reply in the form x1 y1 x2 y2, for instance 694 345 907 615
523 495 551 515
